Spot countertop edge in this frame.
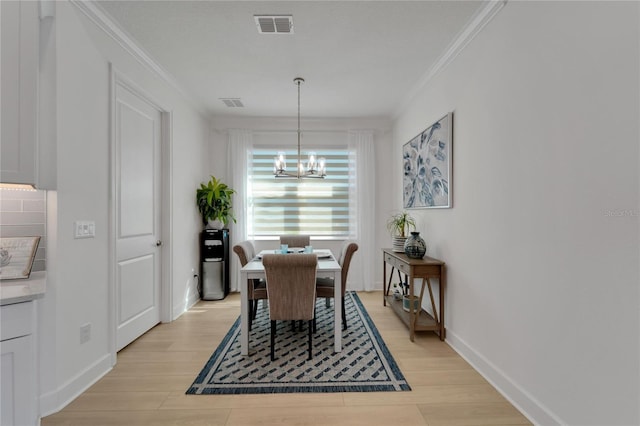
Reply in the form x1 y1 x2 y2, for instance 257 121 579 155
0 271 46 306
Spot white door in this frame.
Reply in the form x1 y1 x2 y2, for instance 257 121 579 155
114 80 162 351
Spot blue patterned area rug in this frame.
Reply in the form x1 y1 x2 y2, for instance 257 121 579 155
186 292 410 394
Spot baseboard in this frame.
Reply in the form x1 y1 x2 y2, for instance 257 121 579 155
445 329 564 426
38 353 112 418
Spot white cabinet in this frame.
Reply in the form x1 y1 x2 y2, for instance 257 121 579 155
0 301 36 426
1 335 34 426
0 0 39 185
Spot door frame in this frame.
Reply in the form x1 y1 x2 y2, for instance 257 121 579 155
108 65 173 364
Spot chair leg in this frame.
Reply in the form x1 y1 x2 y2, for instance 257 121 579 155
325 297 330 308
342 296 347 330
307 320 313 360
313 305 317 333
270 320 276 361
248 300 254 331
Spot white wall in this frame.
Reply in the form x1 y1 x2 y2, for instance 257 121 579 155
170 106 211 319
392 2 639 425
38 1 209 416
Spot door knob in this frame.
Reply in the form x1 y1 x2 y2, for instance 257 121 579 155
156 240 163 247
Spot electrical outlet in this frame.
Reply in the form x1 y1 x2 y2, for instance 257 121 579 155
80 323 91 344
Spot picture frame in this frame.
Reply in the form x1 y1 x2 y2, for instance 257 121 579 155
403 112 453 209
0 236 41 280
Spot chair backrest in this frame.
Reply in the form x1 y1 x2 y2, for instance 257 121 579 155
232 241 256 266
338 241 359 295
279 235 310 248
263 253 317 321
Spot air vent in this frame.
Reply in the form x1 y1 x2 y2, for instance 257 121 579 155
220 98 244 108
254 15 293 34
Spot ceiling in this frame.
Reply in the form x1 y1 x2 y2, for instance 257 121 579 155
94 1 486 119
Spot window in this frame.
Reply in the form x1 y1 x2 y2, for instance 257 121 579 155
248 147 352 238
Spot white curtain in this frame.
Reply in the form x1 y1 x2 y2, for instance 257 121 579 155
227 129 252 292
348 130 376 291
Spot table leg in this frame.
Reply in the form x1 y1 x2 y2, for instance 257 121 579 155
414 279 427 331
409 276 415 342
240 271 249 356
334 271 342 352
426 277 439 324
383 255 388 306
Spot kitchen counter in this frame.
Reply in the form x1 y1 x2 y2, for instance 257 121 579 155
0 271 46 305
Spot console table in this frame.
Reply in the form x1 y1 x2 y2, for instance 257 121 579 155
382 249 446 341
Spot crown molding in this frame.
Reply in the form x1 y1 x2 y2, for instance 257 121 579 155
69 0 209 117
393 0 508 119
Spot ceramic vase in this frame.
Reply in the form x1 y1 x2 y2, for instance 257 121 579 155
404 231 426 259
206 219 223 230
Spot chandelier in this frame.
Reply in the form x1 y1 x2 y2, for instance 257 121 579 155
273 77 326 179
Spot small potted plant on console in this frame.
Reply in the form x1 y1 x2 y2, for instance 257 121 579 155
386 211 416 253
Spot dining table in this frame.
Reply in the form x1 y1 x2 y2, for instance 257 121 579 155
239 248 342 356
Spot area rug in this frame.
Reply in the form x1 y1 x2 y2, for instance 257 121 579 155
186 292 411 394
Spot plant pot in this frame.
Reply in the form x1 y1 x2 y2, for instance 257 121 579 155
206 219 223 230
392 236 407 252
402 295 420 313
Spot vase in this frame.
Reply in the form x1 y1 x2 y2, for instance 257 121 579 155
206 219 223 230
403 231 426 259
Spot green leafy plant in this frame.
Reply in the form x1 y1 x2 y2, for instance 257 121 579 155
386 211 416 238
196 176 236 227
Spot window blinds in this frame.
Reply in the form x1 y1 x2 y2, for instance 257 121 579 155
249 148 351 238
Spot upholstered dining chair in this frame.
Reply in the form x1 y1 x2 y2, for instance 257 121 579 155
316 241 359 331
262 253 318 361
279 235 310 248
232 241 267 330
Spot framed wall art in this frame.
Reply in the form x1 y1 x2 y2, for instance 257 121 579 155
403 112 453 209
0 236 41 280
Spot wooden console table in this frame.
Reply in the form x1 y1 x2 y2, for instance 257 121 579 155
382 249 446 341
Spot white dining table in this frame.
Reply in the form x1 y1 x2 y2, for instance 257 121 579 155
239 249 342 356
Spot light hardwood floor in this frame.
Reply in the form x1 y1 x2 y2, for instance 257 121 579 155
41 291 531 426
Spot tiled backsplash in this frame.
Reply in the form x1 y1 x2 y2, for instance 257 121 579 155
0 189 46 271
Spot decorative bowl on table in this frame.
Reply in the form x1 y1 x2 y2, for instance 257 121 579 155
402 295 420 312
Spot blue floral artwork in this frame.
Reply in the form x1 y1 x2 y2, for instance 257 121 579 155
403 113 452 208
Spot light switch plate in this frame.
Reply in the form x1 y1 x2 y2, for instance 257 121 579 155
74 221 95 239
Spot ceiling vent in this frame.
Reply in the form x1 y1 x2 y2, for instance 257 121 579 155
254 15 293 34
220 98 244 108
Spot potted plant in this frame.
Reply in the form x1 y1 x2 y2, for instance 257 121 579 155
196 176 236 229
386 211 416 252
